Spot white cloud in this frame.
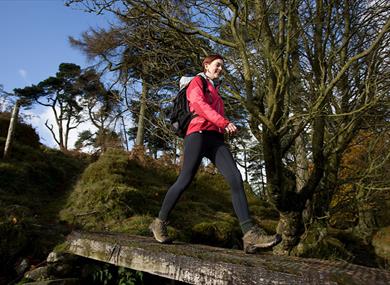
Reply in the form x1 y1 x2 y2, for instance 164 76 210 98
24 105 97 150
18 69 27 79
18 68 31 85
24 106 56 148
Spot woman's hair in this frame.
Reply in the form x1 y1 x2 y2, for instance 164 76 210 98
202 54 224 71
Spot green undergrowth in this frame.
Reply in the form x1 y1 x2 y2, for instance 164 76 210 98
0 137 89 278
60 148 277 248
0 134 279 282
0 138 87 215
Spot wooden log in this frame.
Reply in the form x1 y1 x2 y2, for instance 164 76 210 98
66 231 390 285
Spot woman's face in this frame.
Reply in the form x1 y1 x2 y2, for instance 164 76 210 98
204 59 224 80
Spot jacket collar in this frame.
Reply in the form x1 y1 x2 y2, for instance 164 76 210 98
198 72 221 88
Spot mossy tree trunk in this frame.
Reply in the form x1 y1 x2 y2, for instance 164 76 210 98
355 184 378 243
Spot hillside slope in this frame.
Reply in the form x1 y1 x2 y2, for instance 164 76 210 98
0 127 88 283
60 148 277 248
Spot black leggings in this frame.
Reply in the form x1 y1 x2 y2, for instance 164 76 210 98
158 131 252 225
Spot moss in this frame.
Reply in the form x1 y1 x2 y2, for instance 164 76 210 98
257 219 278 234
189 212 241 248
0 113 40 149
0 141 85 196
250 205 280 220
192 221 238 248
187 171 232 211
59 148 252 249
292 222 352 261
111 215 153 236
0 140 88 282
372 226 390 265
0 221 29 265
53 241 71 254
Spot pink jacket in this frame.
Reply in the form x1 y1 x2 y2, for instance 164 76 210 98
186 75 230 136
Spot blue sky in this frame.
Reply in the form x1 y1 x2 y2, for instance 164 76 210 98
0 0 115 148
0 0 113 92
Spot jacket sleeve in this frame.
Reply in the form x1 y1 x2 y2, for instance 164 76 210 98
187 77 230 129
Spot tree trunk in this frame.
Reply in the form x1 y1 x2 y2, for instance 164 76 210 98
121 115 129 151
295 132 308 192
243 145 248 182
275 210 304 255
354 184 378 244
312 153 339 221
3 100 20 159
262 131 306 253
135 79 148 146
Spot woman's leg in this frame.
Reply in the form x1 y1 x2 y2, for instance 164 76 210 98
207 142 253 232
207 141 281 252
158 133 204 221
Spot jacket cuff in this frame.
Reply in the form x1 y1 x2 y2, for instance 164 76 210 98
217 118 230 129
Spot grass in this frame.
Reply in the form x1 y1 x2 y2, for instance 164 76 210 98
61 150 251 245
0 138 88 280
59 148 276 248
0 139 278 283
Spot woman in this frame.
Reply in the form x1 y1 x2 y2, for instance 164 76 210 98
150 54 281 253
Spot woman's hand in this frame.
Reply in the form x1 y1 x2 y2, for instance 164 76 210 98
225 122 237 135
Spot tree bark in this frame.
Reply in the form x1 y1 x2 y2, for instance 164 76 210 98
121 115 129 151
295 133 308 192
355 184 378 244
3 100 20 159
135 79 148 146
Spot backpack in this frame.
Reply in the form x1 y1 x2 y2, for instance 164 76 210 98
169 75 208 138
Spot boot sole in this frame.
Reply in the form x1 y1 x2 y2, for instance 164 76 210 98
149 226 173 244
245 234 282 253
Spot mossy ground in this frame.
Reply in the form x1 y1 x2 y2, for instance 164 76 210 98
0 137 88 283
59 148 276 249
2 139 389 285
2 114 388 284
0 136 278 284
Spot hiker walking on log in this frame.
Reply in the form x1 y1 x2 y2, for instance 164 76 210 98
150 54 281 253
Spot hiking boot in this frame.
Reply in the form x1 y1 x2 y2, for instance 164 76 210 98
149 218 173 244
243 226 282 253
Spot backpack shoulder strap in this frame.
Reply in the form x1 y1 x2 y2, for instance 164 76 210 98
196 75 212 103
197 75 208 94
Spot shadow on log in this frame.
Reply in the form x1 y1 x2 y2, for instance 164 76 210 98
66 231 390 285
